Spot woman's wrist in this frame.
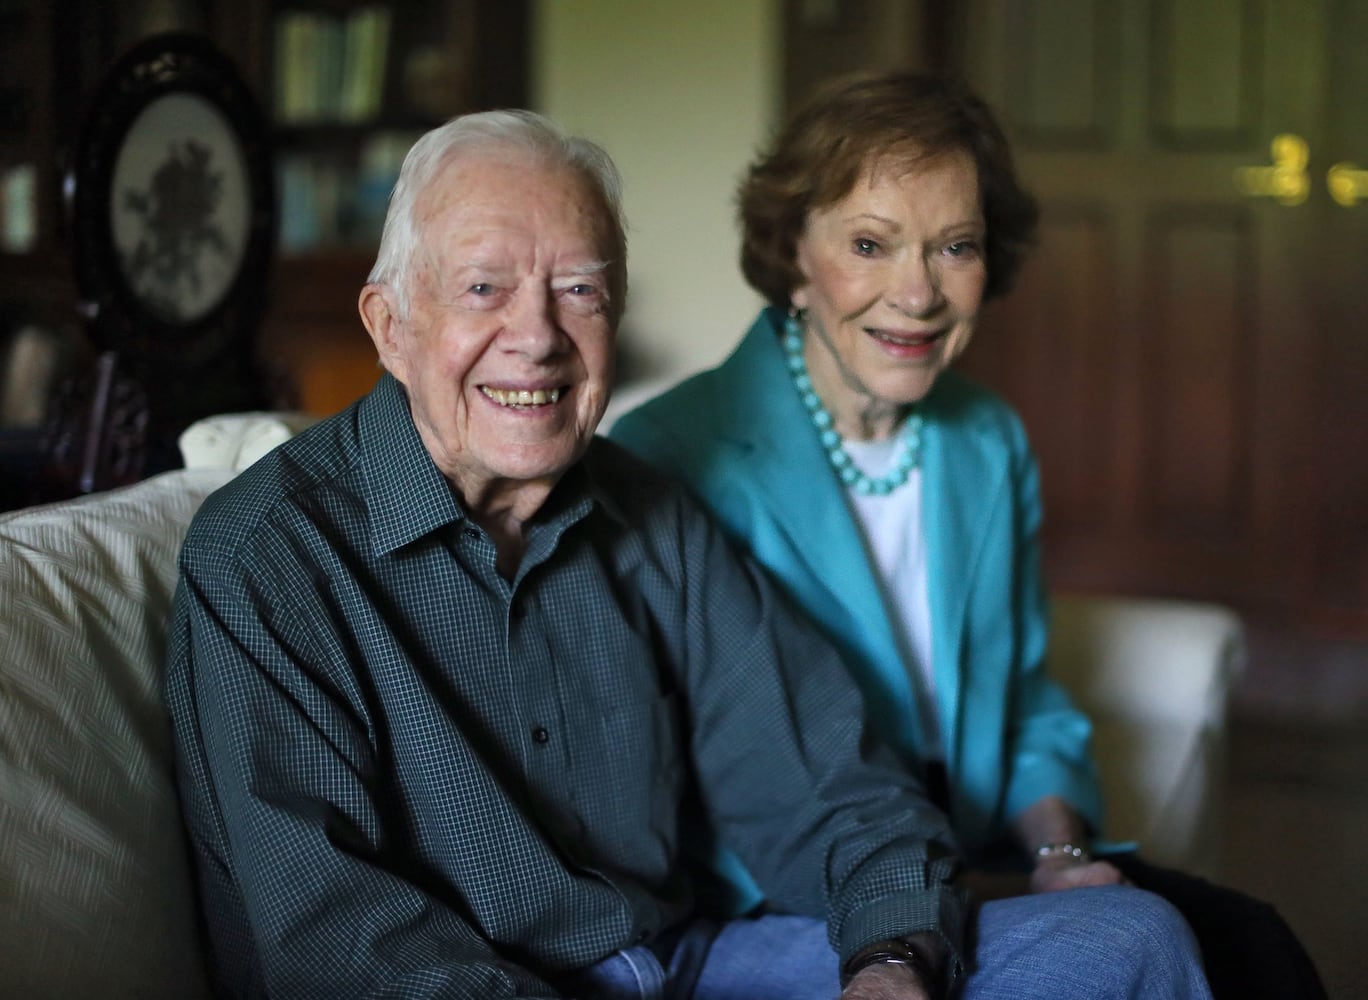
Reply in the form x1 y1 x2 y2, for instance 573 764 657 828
1033 842 1092 865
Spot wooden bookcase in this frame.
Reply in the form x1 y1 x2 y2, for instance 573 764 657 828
262 1 528 414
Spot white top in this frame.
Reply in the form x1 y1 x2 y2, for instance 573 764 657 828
842 434 941 759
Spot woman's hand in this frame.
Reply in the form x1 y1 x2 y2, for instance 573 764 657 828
1029 854 1126 893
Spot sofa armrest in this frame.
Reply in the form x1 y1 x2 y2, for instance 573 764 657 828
1051 594 1245 722
1049 593 1246 877
0 468 231 996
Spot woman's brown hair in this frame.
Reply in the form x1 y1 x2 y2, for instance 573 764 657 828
738 71 1038 308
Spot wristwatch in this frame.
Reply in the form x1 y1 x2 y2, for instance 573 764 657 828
841 938 944 995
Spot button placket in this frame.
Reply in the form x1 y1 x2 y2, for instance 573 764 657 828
506 590 564 763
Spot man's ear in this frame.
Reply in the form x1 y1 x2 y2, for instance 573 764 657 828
359 283 405 379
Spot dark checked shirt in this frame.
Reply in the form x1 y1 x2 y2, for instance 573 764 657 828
164 372 966 999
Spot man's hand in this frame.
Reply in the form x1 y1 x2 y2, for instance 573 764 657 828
840 934 945 1000
840 961 933 1000
1029 855 1126 893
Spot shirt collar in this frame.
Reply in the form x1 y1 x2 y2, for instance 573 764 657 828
359 372 464 554
578 439 631 526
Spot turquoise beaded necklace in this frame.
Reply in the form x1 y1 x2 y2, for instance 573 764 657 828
783 312 923 497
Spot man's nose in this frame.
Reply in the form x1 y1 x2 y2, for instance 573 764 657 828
503 284 566 360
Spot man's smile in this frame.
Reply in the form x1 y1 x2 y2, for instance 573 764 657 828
479 385 564 408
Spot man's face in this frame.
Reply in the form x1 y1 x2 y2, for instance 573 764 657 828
365 151 620 505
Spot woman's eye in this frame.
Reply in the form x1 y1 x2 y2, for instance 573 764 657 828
945 240 982 259
853 238 879 256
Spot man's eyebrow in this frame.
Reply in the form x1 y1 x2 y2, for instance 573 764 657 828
445 259 501 276
562 260 611 277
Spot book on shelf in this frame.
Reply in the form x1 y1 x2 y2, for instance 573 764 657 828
273 11 317 123
277 154 319 251
278 154 347 252
277 133 416 253
355 130 417 239
341 7 392 122
274 5 392 124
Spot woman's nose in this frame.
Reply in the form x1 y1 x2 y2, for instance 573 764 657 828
890 255 942 317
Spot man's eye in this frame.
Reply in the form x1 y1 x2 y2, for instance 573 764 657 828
568 283 599 296
469 282 495 295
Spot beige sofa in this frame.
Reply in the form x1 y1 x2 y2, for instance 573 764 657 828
0 414 1244 996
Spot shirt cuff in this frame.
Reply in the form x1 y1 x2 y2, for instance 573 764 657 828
837 884 969 982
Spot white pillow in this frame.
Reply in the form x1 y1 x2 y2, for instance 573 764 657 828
178 410 318 471
0 467 231 997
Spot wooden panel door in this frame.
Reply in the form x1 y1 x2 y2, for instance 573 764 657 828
952 0 1366 633
1307 0 1368 631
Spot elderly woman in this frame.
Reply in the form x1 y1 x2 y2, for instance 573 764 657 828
611 72 1323 999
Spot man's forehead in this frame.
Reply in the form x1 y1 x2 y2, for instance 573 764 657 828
416 166 612 271
423 150 599 217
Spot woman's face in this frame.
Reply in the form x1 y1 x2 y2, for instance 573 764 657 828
791 149 987 439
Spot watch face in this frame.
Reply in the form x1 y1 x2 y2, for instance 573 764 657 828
110 92 252 325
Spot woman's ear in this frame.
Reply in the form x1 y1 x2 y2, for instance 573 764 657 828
789 240 812 312
359 283 405 380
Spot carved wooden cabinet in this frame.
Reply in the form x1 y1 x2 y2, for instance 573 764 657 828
0 0 529 442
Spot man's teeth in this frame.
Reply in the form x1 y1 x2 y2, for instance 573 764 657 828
481 386 562 407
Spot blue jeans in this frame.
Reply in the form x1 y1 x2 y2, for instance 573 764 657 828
555 885 1212 999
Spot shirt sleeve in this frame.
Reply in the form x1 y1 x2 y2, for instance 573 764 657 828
663 494 970 969
999 425 1105 832
164 528 560 1000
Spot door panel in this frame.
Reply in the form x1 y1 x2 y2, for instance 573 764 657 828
1152 0 1259 145
1142 210 1253 541
953 0 1363 631
1308 0 1368 628
782 0 1364 632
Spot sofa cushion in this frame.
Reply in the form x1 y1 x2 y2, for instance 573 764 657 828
0 467 231 997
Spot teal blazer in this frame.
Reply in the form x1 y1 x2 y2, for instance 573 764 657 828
611 309 1102 873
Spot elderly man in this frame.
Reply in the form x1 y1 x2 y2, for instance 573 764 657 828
164 111 1209 999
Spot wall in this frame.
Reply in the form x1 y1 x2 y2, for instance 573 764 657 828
533 0 779 383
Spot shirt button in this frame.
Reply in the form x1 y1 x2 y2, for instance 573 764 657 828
532 726 550 744
462 526 479 540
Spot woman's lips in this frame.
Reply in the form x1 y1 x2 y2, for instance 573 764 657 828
866 327 945 356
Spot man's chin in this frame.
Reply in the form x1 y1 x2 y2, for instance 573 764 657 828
486 438 590 484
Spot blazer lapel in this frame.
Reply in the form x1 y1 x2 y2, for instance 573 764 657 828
922 376 1010 784
714 322 914 736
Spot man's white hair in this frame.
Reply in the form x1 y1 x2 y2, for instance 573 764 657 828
366 109 628 319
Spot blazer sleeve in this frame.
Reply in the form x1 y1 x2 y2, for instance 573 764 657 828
999 425 1105 832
